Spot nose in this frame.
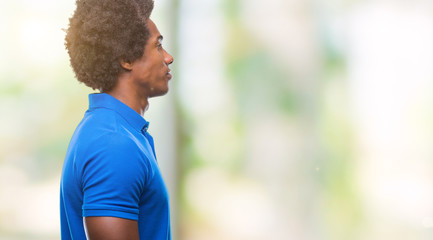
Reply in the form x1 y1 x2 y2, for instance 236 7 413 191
164 50 174 65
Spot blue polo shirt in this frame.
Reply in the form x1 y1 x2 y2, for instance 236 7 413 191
60 93 171 239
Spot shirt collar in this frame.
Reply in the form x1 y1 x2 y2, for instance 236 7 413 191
88 93 150 133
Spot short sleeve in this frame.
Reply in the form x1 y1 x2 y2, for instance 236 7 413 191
80 133 150 221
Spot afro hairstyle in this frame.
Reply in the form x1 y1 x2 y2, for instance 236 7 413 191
65 0 154 92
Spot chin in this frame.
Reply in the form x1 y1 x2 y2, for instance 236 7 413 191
150 88 169 98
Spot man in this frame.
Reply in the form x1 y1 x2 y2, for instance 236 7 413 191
60 0 174 239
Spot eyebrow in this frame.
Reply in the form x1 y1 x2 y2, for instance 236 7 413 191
157 35 163 42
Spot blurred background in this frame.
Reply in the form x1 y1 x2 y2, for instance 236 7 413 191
1 0 433 239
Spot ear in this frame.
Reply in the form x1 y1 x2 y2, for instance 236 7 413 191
120 60 133 71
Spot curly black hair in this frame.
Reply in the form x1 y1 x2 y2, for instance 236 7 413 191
65 0 154 92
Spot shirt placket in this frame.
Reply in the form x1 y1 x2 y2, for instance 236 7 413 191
141 124 157 160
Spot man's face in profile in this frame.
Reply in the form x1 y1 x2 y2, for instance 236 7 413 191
128 19 174 98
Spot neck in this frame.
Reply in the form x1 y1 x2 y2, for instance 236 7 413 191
104 74 149 116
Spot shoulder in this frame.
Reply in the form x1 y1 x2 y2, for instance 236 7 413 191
70 124 146 171
67 108 151 172
80 108 123 134
72 108 139 152
90 131 144 162
80 132 151 187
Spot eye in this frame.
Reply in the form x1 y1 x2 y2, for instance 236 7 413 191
157 43 163 50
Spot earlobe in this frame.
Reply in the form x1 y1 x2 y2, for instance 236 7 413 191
120 60 133 71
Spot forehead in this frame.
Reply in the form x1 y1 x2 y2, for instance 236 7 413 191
146 19 161 40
